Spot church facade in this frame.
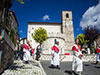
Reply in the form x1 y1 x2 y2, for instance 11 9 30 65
27 11 74 54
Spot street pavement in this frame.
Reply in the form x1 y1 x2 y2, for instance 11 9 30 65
1 60 100 75
41 60 100 75
1 60 44 75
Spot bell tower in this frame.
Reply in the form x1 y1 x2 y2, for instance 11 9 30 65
62 11 73 33
62 11 74 51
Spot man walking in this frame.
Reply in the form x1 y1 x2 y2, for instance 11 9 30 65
72 38 83 75
23 41 31 64
95 45 100 64
50 41 60 69
35 43 42 61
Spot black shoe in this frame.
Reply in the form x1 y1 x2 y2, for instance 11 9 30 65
72 71 75 75
95 61 98 65
25 61 29 64
57 67 60 69
49 64 55 68
56 65 60 69
51 64 54 67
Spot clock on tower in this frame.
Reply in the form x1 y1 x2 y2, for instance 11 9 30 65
66 21 70 27
62 11 73 33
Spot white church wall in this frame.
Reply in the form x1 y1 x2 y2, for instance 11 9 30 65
29 24 61 33
27 24 61 49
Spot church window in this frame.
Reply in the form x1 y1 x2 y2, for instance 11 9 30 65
66 13 69 18
32 33 33 36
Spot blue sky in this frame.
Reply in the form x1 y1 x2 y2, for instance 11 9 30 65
10 0 99 38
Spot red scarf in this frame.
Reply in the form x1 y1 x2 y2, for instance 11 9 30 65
72 44 81 52
97 48 100 53
52 45 59 53
24 44 30 50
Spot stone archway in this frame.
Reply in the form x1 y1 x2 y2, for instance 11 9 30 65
42 37 65 54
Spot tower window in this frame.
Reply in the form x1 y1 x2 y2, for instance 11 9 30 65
32 33 33 36
32 27 34 29
66 13 69 18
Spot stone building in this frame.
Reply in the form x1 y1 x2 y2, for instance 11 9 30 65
9 11 19 40
27 11 74 54
96 34 100 47
9 11 20 51
0 10 19 73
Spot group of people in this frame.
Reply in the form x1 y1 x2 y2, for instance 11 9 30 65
22 41 42 64
1 34 100 75
49 38 83 75
21 38 100 75
50 38 100 75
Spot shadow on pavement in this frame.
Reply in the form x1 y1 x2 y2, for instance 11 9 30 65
8 63 32 70
64 70 78 75
84 64 90 66
91 63 96 65
64 70 72 74
95 66 100 69
48 66 56 69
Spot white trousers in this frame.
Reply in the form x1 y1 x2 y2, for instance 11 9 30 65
23 48 31 61
72 56 83 72
96 53 100 62
51 52 60 66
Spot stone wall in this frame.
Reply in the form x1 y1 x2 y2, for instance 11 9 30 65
42 37 65 54
96 35 100 47
0 31 15 74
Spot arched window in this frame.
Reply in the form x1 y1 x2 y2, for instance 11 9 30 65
66 13 69 18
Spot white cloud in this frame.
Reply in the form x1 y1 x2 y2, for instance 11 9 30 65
20 30 23 33
42 15 50 21
80 1 100 29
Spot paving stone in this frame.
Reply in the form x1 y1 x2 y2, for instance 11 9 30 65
1 60 44 75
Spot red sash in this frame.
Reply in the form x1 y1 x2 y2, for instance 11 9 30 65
24 44 30 50
97 48 100 53
72 44 81 52
32 49 35 54
72 44 83 56
52 45 59 53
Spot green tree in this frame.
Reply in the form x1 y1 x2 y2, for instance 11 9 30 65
77 34 88 48
32 27 47 44
9 28 16 46
84 26 99 48
16 0 24 4
16 0 30 4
